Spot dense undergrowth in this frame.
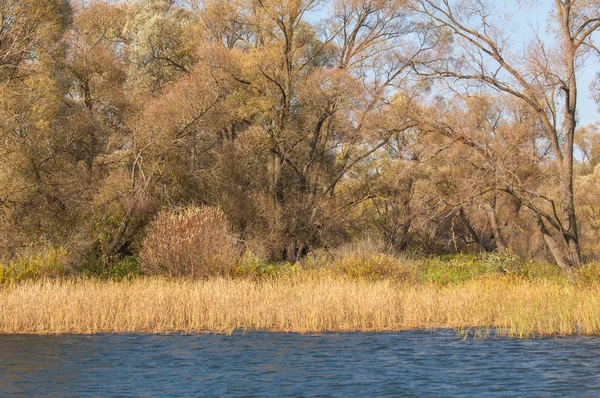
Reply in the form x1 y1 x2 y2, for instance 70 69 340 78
4 206 599 286
2 243 599 287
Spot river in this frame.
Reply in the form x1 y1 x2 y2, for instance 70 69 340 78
1 330 599 396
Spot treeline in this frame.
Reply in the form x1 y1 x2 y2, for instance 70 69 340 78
1 0 599 273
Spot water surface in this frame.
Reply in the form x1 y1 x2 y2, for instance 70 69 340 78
1 330 599 396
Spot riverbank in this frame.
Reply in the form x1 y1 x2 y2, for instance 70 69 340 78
2 275 599 336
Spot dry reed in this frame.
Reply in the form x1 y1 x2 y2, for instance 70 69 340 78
2 275 600 336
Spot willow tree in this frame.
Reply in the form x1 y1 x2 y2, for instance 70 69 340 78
179 0 427 261
237 0 437 261
413 0 600 269
0 0 72 256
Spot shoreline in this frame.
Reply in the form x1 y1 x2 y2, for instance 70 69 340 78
2 276 599 337
1 328 594 338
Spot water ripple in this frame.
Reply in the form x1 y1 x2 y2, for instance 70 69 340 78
1 331 599 397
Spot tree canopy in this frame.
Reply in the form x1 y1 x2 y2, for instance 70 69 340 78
0 0 599 271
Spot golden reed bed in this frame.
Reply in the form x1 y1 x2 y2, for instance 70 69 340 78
1 276 600 337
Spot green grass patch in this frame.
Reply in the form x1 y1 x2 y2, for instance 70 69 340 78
415 252 568 286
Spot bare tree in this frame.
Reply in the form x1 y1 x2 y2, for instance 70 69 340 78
412 0 600 269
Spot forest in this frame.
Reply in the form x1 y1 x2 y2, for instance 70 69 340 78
1 0 599 280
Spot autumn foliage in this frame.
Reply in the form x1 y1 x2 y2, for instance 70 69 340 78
0 0 599 276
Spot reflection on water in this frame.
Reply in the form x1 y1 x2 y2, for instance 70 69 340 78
1 330 599 397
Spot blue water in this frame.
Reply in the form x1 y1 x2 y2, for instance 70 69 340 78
1 330 599 397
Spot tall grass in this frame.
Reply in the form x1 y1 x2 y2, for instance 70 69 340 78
1 276 599 336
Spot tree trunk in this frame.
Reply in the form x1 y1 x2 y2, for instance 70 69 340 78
286 239 305 263
267 152 283 209
556 26 582 267
488 194 507 252
558 161 581 267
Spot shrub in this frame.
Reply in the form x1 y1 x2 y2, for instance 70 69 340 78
481 251 565 281
140 206 240 278
233 252 297 279
0 246 70 284
576 262 600 285
326 239 415 282
80 253 141 281
482 251 523 274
